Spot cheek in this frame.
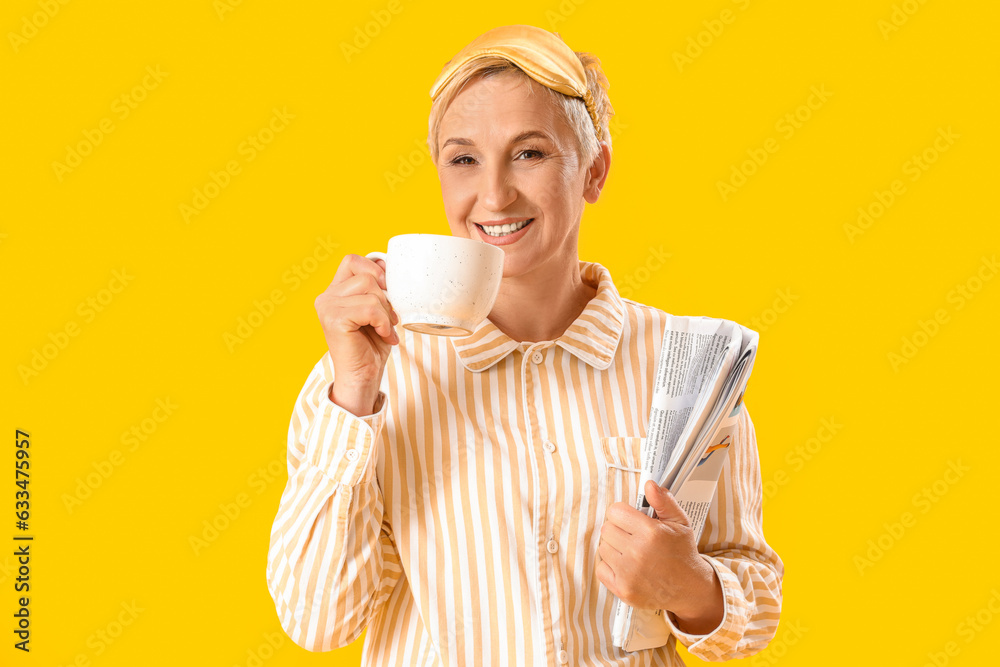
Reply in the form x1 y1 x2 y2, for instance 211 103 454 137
437 178 461 211
437 178 471 231
528 167 577 211
438 170 469 198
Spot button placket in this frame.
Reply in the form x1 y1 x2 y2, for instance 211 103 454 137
520 345 556 660
534 343 571 664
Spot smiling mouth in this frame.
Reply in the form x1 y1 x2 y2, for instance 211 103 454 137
475 219 534 237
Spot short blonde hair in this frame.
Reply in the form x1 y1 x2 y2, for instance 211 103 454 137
427 51 614 168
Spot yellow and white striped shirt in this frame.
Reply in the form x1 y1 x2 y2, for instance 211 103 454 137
266 260 783 666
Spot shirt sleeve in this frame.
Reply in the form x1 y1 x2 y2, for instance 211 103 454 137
265 355 404 651
662 404 784 661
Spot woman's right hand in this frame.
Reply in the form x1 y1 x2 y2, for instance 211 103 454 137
314 254 399 416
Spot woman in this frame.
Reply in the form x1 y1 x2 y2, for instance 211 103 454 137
267 24 783 666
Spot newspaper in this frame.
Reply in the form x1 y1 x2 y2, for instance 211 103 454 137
611 315 759 652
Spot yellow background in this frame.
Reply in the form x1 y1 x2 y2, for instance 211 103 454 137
3 0 998 664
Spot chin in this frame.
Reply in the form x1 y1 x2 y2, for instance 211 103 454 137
498 254 535 280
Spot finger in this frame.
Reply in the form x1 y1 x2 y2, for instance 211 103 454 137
337 294 397 342
598 539 623 571
334 271 387 300
595 560 621 598
333 273 397 323
606 501 652 534
599 521 631 554
332 253 387 291
645 480 691 527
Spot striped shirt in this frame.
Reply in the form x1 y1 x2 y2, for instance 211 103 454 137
266 260 783 666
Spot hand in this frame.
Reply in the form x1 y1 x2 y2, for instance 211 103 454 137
314 254 399 416
597 480 724 634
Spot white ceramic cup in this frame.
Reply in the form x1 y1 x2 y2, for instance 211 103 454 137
366 234 504 337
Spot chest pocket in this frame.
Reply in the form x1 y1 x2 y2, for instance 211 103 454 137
601 436 645 509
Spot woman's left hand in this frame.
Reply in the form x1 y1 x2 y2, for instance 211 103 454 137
597 480 725 634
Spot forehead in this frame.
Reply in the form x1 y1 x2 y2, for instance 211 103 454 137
440 72 570 142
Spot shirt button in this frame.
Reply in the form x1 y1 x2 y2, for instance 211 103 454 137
543 440 556 453
546 539 559 554
531 350 544 364
557 649 569 663
345 448 359 461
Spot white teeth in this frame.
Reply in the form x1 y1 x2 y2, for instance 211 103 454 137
483 219 531 237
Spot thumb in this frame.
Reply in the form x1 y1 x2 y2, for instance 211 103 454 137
644 480 690 526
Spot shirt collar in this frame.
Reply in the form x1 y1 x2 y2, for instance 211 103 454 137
451 261 626 372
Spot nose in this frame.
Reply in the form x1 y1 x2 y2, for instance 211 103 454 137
479 160 517 213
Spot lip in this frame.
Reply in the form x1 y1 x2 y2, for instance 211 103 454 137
474 218 534 246
475 217 532 226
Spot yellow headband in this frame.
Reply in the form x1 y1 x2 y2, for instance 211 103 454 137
429 24 602 140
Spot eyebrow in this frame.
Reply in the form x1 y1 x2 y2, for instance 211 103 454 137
441 130 554 150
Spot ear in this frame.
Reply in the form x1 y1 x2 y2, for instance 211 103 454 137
583 141 611 204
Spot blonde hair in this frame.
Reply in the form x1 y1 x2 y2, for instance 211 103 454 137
427 50 614 168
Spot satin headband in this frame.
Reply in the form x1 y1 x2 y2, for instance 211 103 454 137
429 24 601 139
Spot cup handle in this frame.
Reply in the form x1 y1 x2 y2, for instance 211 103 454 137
366 251 388 265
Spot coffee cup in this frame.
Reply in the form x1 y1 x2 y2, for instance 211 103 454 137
366 234 504 336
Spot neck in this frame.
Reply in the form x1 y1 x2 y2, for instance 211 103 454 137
487 258 597 343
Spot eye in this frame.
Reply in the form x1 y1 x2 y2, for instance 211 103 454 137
519 147 546 159
448 147 546 166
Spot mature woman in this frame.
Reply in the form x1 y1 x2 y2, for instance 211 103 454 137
267 25 782 666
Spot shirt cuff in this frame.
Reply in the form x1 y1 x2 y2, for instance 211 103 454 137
304 379 387 487
663 554 751 656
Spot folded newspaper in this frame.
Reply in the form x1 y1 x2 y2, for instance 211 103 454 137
611 315 759 652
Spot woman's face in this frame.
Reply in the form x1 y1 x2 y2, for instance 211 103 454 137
435 72 609 279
